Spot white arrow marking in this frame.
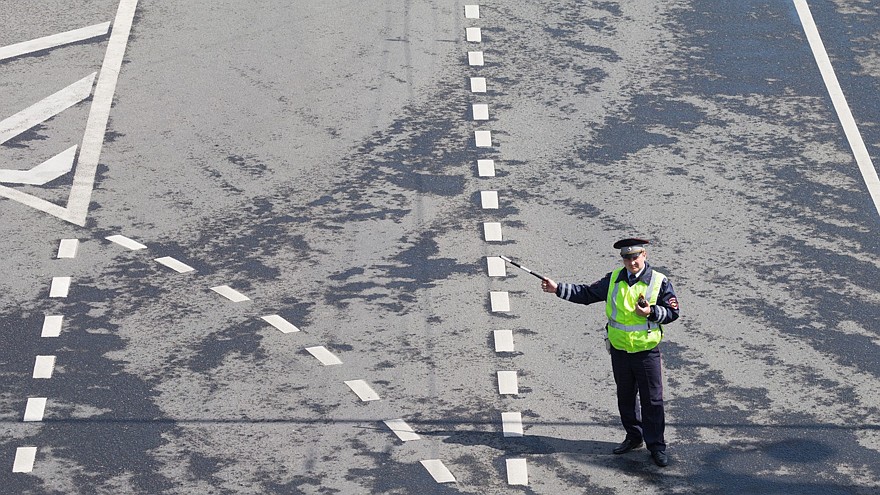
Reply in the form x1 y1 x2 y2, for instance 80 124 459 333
0 74 96 145
0 22 110 61
0 145 77 185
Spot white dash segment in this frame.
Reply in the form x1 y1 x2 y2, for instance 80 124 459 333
305 346 343 366
155 256 195 273
483 222 502 241
502 411 524 437
420 459 456 483
106 234 147 250
470 77 487 93
487 256 506 276
506 458 528 485
210 285 250 302
477 159 495 177
41 315 63 337
497 370 519 394
384 419 421 441
494 330 515 352
464 4 480 19
12 447 37 473
468 51 484 66
472 103 489 121
345 380 380 401
33 356 56 379
23 398 47 422
49 277 70 298
56 239 79 259
261 314 300 333
474 130 492 147
466 27 482 42
481 190 499 209
490 291 510 312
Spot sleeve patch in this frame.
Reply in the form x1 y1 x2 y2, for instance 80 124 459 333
669 297 679 310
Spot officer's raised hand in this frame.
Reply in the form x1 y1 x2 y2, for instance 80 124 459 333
541 278 558 293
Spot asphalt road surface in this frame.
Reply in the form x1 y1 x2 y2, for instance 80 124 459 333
1 1 879 493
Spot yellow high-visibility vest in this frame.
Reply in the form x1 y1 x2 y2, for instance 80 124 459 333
605 267 666 352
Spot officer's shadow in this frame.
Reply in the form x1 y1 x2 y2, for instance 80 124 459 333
419 428 617 456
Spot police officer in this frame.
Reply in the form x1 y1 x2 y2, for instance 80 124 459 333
540 238 679 467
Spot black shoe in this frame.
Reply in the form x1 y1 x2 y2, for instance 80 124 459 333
651 450 669 467
612 438 643 454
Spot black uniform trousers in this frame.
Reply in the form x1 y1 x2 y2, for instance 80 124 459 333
609 345 666 452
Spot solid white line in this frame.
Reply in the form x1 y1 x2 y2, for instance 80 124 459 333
305 346 343 366
472 103 489 121
49 277 71 298
487 256 506 276
468 51 484 66
65 0 140 225
0 22 111 61
794 0 880 218
56 238 79 259
466 27 482 42
0 145 77 185
497 370 518 394
494 330 514 352
344 380 381 401
477 159 495 176
33 356 56 379
483 222 502 241
0 73 96 145
490 291 510 312
41 315 63 337
474 130 492 147
420 459 456 483
501 411 523 437
260 315 300 333
105 234 147 250
24 398 47 422
506 458 528 485
210 285 251 302
470 77 487 93
481 190 498 209
12 447 37 473
154 256 195 273
384 419 421 441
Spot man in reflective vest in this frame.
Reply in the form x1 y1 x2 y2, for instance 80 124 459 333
540 238 680 467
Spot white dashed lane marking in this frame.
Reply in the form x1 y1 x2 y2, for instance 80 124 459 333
474 130 492 147
477 159 495 176
261 314 300 333
56 239 79 259
483 222 502 241
470 77 487 93
41 315 63 337
0 22 110 61
32 356 56 379
344 380 381 401
466 27 482 42
501 411 523 437
497 370 518 395
105 234 147 250
467 51 484 66
464 4 480 19
23 398 47 422
472 103 489 121
486 256 506 276
12 447 37 473
305 346 343 366
506 458 528 485
49 277 70 298
493 330 514 352
154 256 195 273
489 291 509 312
480 190 498 209
384 419 421 441
210 285 251 302
420 459 457 483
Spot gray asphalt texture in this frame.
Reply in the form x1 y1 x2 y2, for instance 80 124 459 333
1 1 879 493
